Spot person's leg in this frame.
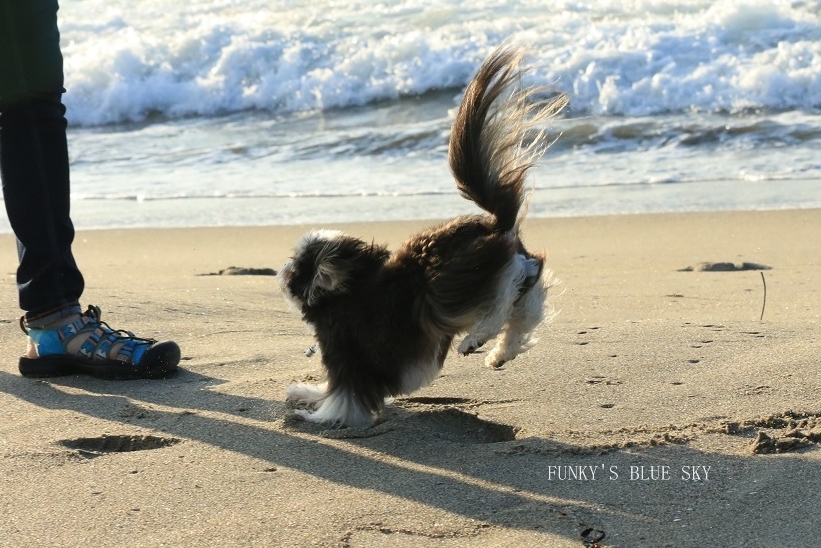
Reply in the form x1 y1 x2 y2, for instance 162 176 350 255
0 0 180 378
0 0 84 322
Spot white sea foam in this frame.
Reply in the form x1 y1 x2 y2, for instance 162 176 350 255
58 0 821 125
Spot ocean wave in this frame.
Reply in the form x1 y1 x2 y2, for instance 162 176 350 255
58 0 821 126
552 112 821 152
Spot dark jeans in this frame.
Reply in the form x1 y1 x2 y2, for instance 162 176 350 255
0 0 84 322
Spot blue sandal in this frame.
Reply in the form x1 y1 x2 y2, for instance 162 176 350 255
19 305 180 379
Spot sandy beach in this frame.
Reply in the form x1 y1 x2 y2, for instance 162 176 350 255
1 208 819 547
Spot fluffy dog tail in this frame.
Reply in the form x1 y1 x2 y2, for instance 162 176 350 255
448 45 567 232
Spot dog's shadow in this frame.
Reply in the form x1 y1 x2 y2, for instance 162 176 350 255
288 396 519 445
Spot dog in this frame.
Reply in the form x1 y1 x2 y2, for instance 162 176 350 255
278 44 567 428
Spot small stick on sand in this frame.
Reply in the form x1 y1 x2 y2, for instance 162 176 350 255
760 271 767 321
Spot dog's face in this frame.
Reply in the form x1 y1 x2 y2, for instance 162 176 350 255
279 229 389 310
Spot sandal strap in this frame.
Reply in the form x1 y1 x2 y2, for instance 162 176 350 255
78 326 112 360
57 314 98 344
115 339 145 361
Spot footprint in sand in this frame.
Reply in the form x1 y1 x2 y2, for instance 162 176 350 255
59 434 181 459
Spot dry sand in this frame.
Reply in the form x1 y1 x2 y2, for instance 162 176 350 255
1 208 819 547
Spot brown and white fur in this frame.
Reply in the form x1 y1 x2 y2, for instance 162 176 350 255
278 45 567 428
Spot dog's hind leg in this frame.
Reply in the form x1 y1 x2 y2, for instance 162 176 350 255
484 266 550 369
457 256 529 356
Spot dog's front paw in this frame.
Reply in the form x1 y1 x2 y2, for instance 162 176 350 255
458 336 485 356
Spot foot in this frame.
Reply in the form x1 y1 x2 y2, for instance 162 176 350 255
19 305 180 379
458 336 486 356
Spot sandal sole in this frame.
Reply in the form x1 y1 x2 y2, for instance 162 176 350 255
18 341 181 380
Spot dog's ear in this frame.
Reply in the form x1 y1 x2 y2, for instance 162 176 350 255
295 230 354 305
313 259 344 293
